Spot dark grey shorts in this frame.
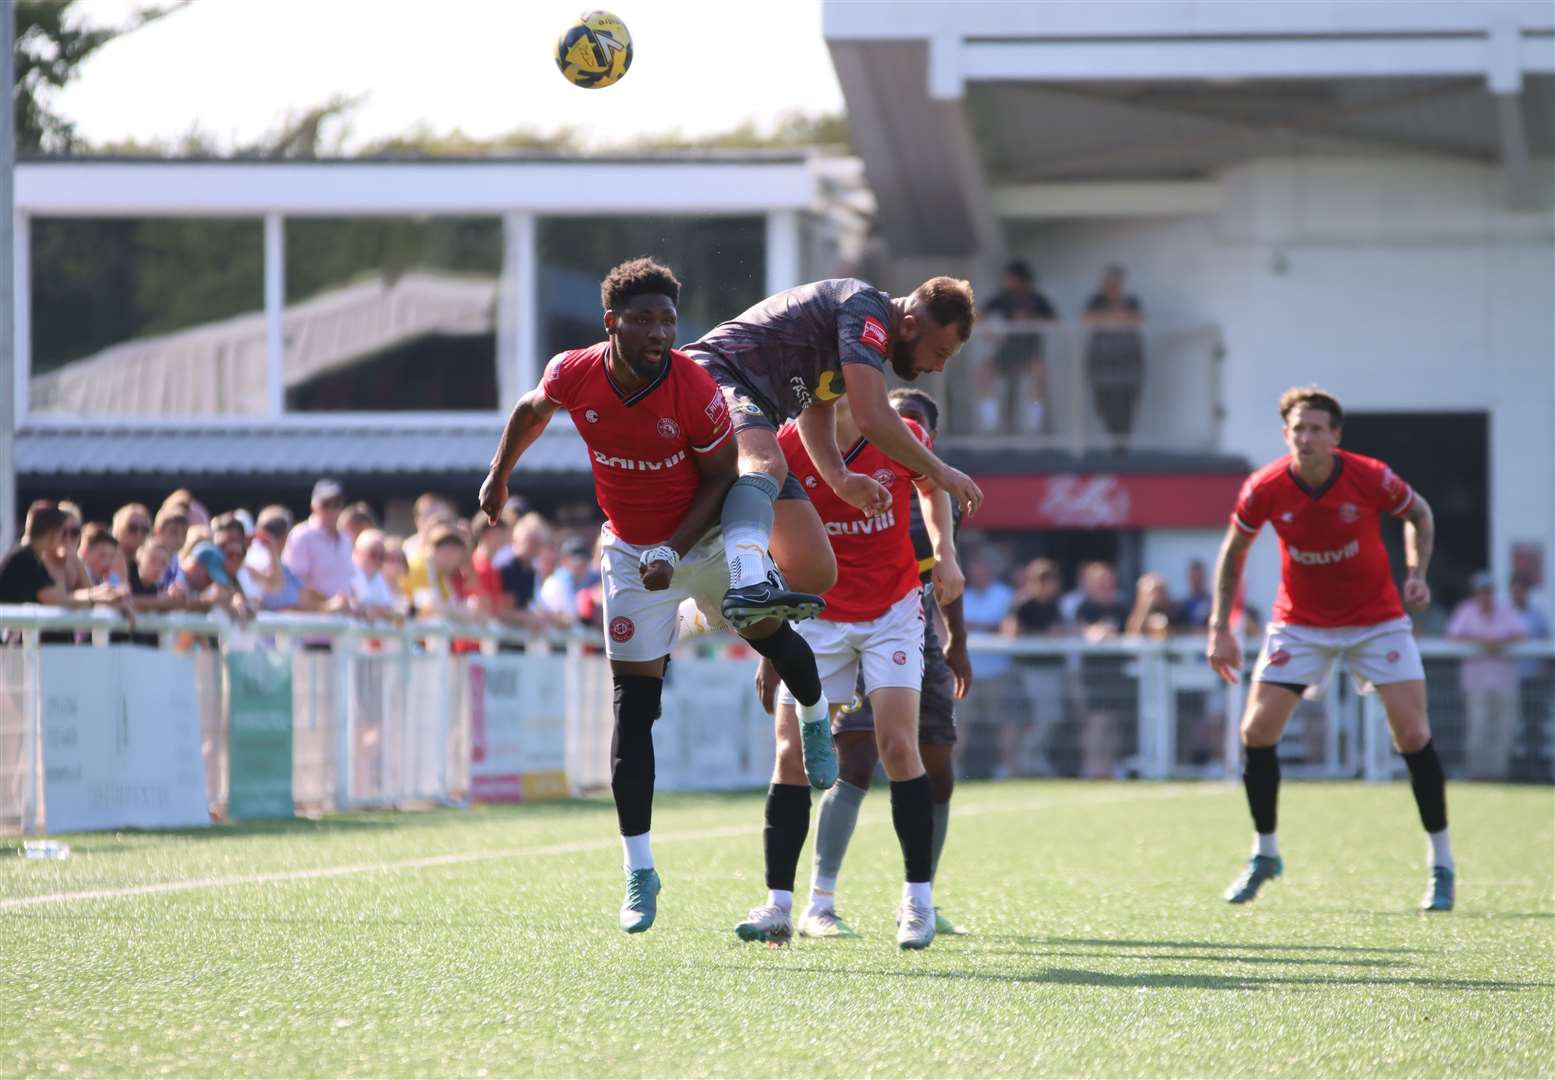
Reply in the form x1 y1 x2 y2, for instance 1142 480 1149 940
833 589 957 745
691 348 808 501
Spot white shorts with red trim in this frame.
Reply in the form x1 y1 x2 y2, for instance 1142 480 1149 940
776 587 925 707
599 526 730 662
1252 617 1425 694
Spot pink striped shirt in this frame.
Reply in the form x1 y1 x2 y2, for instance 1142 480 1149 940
282 518 354 599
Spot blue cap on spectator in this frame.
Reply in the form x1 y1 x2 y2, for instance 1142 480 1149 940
189 541 234 588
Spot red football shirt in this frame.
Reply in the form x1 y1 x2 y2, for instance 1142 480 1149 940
542 343 732 545
1233 450 1415 627
778 418 929 623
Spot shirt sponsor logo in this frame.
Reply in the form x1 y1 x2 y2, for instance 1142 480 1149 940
609 616 635 643
1287 540 1361 566
584 409 600 424
592 449 687 472
790 375 814 411
826 509 896 536
860 316 889 355
657 417 681 440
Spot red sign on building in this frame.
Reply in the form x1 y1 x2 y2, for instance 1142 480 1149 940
969 474 1245 530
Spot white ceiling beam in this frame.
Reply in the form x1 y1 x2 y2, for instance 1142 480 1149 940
15 161 817 217
993 180 1222 219
961 36 1548 85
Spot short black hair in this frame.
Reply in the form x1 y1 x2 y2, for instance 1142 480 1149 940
889 387 941 433
1004 259 1033 283
601 257 681 312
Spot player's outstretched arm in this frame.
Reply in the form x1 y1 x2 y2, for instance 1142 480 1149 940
640 437 739 591
915 480 963 605
842 363 983 517
480 387 560 524
1207 522 1253 684
794 401 890 516
1400 493 1435 611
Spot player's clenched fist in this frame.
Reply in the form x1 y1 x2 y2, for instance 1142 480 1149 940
478 471 507 526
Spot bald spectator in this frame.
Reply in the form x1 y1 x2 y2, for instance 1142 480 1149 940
1449 571 1527 780
283 479 355 611
350 529 400 621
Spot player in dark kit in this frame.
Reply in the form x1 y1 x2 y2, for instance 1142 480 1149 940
685 276 985 791
478 259 829 935
1207 386 1455 911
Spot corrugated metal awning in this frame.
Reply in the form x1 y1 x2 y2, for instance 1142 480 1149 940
14 424 589 477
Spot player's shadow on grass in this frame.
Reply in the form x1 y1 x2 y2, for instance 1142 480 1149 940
1019 950 1412 968
726 963 1549 993
1028 936 1427 954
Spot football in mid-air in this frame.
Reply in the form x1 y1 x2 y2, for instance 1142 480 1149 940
555 11 633 89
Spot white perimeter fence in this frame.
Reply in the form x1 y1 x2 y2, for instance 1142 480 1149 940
2 606 1550 835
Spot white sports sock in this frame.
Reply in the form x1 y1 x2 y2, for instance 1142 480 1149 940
797 694 830 725
1428 828 1454 870
622 832 653 871
903 880 932 909
723 526 770 590
807 876 838 915
767 888 794 912
1254 832 1280 858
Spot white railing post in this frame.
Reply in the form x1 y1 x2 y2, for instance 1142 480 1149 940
333 637 354 809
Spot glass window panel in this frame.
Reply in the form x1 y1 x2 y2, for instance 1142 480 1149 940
283 217 503 412
537 217 765 360
29 217 264 416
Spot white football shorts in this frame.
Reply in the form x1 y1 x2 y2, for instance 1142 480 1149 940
777 587 925 707
598 526 730 662
1251 616 1425 694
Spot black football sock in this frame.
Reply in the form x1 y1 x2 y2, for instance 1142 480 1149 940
746 622 823 708
610 676 662 838
890 774 935 884
763 783 812 893
1242 744 1280 837
1401 739 1449 834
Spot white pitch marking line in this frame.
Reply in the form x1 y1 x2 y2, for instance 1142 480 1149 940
1 786 1224 911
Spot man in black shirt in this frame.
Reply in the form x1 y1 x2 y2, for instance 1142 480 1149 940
1 507 131 641
977 260 1058 434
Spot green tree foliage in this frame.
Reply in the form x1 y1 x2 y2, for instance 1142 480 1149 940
14 0 193 153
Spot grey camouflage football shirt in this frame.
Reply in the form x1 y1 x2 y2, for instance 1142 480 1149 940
686 278 891 422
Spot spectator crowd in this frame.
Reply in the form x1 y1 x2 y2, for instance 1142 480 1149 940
0 479 607 639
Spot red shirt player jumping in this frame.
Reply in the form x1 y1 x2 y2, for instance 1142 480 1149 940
478 258 827 938
1207 386 1454 912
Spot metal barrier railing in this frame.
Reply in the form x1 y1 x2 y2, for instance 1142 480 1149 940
2 606 1550 834
928 318 1226 454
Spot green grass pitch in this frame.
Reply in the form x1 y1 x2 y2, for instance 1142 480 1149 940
4 780 1551 1077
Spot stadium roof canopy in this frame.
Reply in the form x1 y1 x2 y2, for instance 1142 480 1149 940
824 0 1555 256
11 154 853 478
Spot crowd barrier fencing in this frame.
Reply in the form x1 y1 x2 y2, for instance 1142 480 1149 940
2 606 1550 835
